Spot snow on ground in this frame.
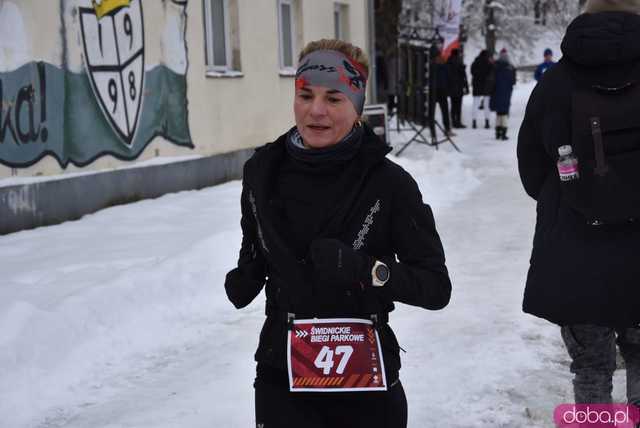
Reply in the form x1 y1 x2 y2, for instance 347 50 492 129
0 81 628 428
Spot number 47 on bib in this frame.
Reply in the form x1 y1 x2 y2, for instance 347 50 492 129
287 318 387 392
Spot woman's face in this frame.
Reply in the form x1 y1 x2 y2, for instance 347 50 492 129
294 85 358 149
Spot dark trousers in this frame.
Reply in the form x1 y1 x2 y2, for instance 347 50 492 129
450 96 463 126
435 94 451 132
255 372 408 428
561 325 640 405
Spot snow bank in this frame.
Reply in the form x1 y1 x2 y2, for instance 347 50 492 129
390 151 482 211
0 182 243 427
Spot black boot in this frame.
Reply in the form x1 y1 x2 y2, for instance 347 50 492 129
495 127 501 140
485 119 490 129
502 128 509 140
472 119 477 129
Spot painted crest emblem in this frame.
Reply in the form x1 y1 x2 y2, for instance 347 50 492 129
79 0 145 147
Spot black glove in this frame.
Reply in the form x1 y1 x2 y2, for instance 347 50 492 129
309 239 373 290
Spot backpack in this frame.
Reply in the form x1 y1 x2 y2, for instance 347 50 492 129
560 79 640 225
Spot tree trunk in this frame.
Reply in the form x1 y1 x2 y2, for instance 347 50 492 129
484 0 497 55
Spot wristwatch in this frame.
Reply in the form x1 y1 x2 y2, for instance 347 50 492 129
371 260 390 287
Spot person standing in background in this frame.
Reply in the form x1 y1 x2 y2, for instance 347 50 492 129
447 48 470 129
490 48 516 141
470 50 494 129
534 48 556 81
433 52 454 137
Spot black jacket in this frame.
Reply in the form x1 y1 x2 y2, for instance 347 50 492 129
225 126 452 381
434 61 450 98
518 12 640 327
471 54 494 96
447 57 469 98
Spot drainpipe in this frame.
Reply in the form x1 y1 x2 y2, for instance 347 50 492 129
367 0 378 104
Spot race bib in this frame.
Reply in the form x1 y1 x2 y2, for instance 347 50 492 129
287 318 387 392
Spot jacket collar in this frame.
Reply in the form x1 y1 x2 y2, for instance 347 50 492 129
246 124 390 250
248 124 390 208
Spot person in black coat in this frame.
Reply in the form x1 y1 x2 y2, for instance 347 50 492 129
225 39 452 428
433 52 454 136
490 48 516 140
470 50 494 129
447 49 470 129
518 0 640 405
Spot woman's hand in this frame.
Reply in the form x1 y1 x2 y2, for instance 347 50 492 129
309 239 372 291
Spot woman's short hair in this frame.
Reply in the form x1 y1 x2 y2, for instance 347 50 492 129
298 39 369 77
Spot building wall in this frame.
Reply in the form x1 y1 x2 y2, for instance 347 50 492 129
0 0 370 180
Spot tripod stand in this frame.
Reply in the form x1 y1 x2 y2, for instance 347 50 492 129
393 27 461 156
394 114 460 156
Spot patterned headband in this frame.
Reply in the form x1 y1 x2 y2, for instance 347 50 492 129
295 49 368 114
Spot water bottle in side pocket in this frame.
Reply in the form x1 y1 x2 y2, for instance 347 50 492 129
557 145 580 181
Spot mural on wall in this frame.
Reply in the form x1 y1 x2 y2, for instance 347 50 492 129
0 0 193 168
80 0 145 147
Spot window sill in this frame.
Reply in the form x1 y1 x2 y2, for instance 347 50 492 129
278 69 297 78
206 70 244 79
